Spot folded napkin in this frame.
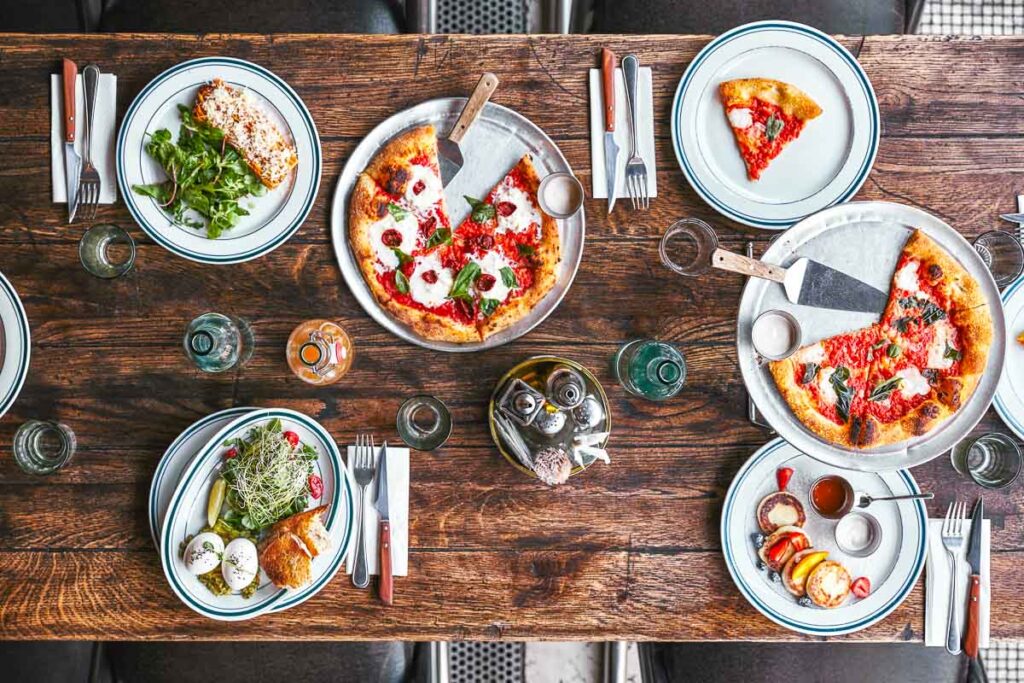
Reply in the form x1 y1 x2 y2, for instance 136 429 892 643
588 67 657 200
926 518 990 648
344 446 409 577
50 73 118 204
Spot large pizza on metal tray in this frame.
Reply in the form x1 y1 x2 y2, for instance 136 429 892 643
349 125 560 343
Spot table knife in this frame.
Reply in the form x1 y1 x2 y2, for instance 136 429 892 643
438 72 499 187
62 58 82 223
711 247 889 314
999 212 1024 224
963 497 984 659
373 440 393 605
601 48 619 214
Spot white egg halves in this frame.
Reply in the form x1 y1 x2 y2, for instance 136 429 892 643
221 538 260 591
182 532 225 575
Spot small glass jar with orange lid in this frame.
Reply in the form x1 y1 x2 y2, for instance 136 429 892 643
286 319 353 386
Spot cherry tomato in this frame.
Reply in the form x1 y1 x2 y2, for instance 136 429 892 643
224 447 238 459
776 466 794 491
308 474 324 500
283 431 300 447
851 577 871 599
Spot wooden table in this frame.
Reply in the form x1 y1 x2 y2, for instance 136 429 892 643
0 33 1021 642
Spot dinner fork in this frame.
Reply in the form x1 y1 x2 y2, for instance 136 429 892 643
76 64 102 221
351 433 377 589
942 500 968 655
621 54 648 211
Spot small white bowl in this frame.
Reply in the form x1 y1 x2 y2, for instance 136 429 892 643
751 309 802 361
537 173 584 219
835 511 882 558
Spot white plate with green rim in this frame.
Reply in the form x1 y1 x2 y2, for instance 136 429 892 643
994 274 1024 439
721 438 926 636
159 408 353 621
0 271 30 420
117 57 321 264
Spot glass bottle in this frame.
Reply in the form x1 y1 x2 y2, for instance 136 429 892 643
614 339 687 401
286 319 354 386
13 421 76 474
184 313 253 373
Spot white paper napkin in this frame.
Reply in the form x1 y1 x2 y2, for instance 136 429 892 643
344 446 409 577
925 518 990 648
588 67 657 200
50 73 118 204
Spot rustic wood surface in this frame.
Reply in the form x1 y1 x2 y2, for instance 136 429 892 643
0 33 1022 642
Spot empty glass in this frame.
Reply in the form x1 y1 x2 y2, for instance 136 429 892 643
79 224 136 279
396 395 452 451
951 433 1022 489
973 230 1023 287
614 339 686 401
184 313 254 373
13 421 76 474
659 218 719 276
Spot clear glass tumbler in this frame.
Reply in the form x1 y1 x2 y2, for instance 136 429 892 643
659 218 719 276
396 395 452 451
79 224 136 279
184 313 254 373
13 420 76 474
950 433 1022 489
614 339 687 401
973 230 1024 287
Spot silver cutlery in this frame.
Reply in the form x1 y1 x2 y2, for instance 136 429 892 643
622 54 648 211
601 48 619 214
855 491 933 508
998 212 1024 224
963 497 984 659
76 64 102 221
438 72 498 187
351 433 377 589
941 500 968 655
373 440 393 605
61 58 82 223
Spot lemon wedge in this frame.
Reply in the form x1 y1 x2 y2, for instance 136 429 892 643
207 477 226 527
792 550 829 583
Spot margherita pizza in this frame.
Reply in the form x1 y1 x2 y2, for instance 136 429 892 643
769 230 993 449
349 125 560 343
720 78 822 181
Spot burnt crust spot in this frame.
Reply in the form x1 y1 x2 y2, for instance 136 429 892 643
376 201 389 218
850 416 877 447
936 378 963 409
385 167 409 195
913 403 941 435
927 264 943 280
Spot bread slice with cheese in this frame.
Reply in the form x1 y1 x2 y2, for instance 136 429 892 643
193 78 298 189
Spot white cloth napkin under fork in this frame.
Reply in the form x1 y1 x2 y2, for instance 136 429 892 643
344 445 409 577
588 67 657 200
925 518 990 648
50 73 118 204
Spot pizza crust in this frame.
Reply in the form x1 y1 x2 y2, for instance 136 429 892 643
363 125 439 197
768 357 855 448
348 173 396 310
719 78 822 120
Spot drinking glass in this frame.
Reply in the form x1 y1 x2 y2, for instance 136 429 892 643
659 218 719 276
396 395 452 451
13 420 76 474
79 224 136 279
950 433 1022 489
184 313 254 373
614 339 686 400
973 230 1024 287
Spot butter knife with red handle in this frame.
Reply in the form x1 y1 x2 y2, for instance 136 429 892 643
373 440 393 605
963 497 984 659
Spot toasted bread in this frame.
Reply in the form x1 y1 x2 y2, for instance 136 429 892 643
805 560 852 609
265 505 331 558
756 492 806 534
258 531 312 590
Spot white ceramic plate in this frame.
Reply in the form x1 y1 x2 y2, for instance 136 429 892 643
117 57 321 264
0 271 30 420
671 21 879 229
159 408 354 621
330 98 584 352
738 201 1005 471
721 438 926 636
994 275 1024 439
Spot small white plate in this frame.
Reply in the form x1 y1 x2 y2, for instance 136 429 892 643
721 438 926 636
159 408 354 621
994 275 1024 439
0 271 30 420
671 21 879 229
117 57 321 264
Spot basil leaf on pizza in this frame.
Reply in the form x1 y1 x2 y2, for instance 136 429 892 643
394 270 410 294
500 267 518 289
448 262 482 301
800 363 819 385
765 114 784 141
869 376 903 402
829 366 853 423
464 196 496 223
517 244 535 256
386 202 409 221
478 298 500 317
425 227 452 249
391 248 412 266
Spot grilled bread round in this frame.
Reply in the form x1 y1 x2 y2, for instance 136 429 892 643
756 491 806 534
805 560 852 608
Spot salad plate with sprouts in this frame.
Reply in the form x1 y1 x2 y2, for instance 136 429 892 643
159 408 354 621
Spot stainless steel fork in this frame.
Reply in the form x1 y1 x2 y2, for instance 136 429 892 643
76 64 102 221
621 54 648 211
941 500 968 655
351 433 377 589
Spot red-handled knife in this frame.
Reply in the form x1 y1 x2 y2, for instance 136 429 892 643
372 440 393 605
963 497 984 658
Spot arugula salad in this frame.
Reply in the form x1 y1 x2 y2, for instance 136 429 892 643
133 105 265 239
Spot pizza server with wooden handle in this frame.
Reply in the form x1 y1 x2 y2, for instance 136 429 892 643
438 72 499 187
712 247 888 314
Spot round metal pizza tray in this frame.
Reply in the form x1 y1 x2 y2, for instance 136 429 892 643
738 201 1006 472
329 98 585 352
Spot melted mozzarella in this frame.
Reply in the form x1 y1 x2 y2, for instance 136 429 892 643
493 178 542 238
404 164 443 214
895 261 920 294
817 367 838 405
369 211 419 272
794 342 826 365
727 107 753 129
897 367 931 398
927 320 956 369
471 250 516 303
408 252 454 308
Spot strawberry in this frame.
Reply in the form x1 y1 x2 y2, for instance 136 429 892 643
776 466 794 491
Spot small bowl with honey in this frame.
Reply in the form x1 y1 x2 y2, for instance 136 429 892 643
809 474 855 519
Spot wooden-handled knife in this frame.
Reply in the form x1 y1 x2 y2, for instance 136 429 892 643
373 440 393 605
601 48 619 214
963 497 984 659
62 58 82 223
